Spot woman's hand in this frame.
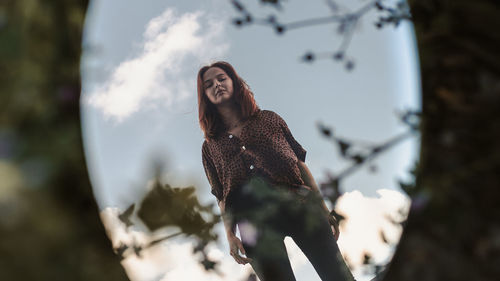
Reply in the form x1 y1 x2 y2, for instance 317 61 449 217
227 233 253 265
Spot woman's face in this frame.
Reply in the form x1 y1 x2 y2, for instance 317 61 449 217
202 67 234 106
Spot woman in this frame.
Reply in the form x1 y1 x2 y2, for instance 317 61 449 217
198 61 354 281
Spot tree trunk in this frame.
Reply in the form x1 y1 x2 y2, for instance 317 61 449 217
384 0 500 280
0 0 128 280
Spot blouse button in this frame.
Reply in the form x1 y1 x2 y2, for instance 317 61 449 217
229 134 233 139
242 146 246 150
249 165 254 170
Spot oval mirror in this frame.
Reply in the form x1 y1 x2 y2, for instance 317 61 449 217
81 0 420 280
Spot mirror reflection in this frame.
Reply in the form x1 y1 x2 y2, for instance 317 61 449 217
81 0 419 280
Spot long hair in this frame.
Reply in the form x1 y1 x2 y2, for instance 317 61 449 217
197 61 260 140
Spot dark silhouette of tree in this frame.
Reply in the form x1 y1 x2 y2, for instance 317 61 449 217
0 0 127 280
384 0 500 280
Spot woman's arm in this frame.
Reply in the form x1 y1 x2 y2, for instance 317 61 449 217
202 143 252 263
297 160 329 213
218 201 253 265
217 201 234 235
297 160 340 240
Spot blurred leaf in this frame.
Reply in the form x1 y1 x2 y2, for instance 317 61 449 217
320 177 341 204
201 258 217 271
118 203 135 228
351 154 365 164
137 180 219 242
113 243 128 260
380 230 389 244
317 122 333 137
338 139 351 157
362 252 372 265
302 51 315 62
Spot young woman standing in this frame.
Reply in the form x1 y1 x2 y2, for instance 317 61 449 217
198 61 354 281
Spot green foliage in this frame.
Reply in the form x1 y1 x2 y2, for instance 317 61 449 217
111 177 221 273
137 180 219 241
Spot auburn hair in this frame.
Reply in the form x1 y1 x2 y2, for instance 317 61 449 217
197 61 260 140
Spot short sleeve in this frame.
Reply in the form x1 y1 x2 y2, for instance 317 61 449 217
201 141 223 202
275 113 307 162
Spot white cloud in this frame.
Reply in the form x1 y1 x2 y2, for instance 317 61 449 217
85 8 229 122
335 189 410 268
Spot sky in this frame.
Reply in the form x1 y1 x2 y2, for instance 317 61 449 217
80 0 420 280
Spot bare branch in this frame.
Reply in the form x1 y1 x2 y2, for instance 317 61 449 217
231 0 412 68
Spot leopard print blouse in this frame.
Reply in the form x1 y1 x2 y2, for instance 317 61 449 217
201 109 307 209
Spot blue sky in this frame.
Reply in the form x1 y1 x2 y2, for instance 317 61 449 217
81 0 420 280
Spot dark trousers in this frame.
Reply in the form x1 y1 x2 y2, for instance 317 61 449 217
226 178 355 281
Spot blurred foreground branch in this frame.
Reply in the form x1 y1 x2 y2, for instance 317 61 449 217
115 175 222 274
